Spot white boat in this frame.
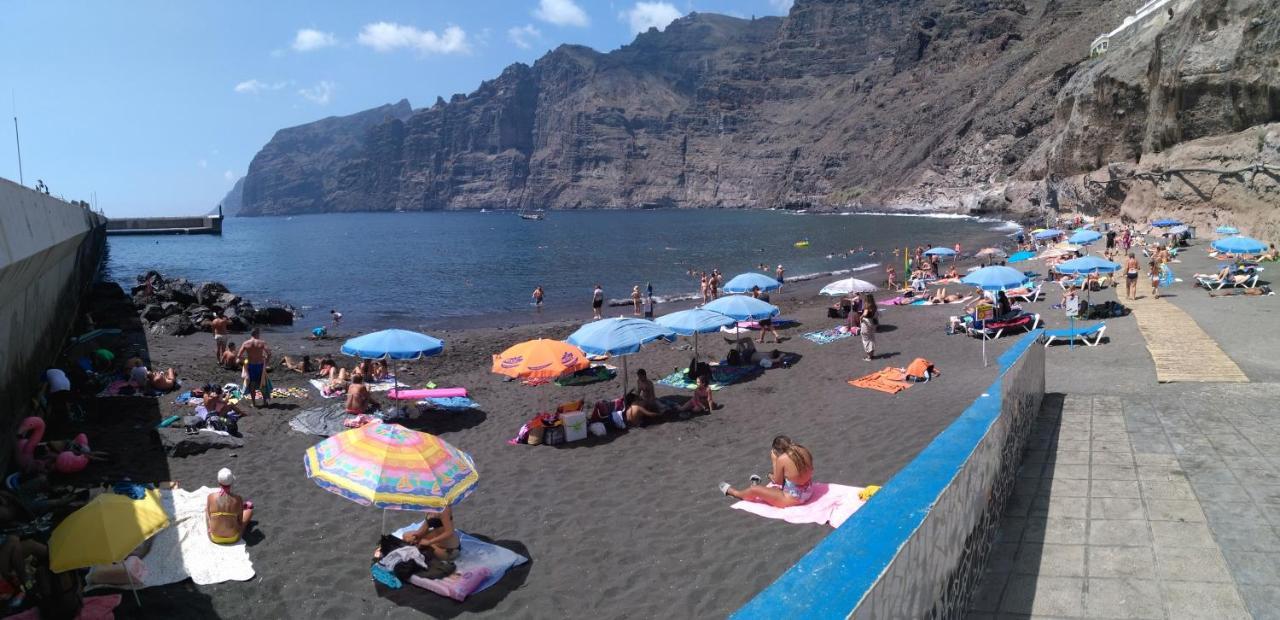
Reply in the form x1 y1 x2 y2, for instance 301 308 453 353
518 211 545 221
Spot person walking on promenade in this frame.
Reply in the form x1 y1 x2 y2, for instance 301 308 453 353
236 328 272 408
1148 260 1162 300
1125 253 1140 301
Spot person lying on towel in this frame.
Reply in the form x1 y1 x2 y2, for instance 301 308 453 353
719 436 814 507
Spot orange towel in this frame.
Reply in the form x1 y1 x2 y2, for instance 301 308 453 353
848 367 912 394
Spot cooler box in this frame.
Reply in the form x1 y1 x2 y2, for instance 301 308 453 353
561 411 588 442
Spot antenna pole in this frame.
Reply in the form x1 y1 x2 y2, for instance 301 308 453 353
11 91 22 186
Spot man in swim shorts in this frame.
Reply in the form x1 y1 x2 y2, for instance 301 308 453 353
236 328 271 408
210 316 230 363
592 284 604 320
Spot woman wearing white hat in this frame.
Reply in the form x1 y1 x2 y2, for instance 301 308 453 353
206 468 253 544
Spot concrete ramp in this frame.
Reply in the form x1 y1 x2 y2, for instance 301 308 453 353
1128 294 1248 383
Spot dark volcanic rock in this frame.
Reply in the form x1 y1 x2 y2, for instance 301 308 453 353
151 314 196 337
196 282 230 306
254 307 294 326
140 304 166 322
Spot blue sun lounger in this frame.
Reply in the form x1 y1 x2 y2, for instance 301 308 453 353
1041 323 1107 347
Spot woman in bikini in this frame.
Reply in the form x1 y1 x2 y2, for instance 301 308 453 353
1125 253 1140 300
1149 259 1162 299
206 468 253 545
402 505 461 561
678 375 714 414
719 436 815 507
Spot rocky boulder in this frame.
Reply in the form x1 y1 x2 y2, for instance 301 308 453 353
140 304 166 322
254 307 294 326
150 314 196 336
196 282 230 306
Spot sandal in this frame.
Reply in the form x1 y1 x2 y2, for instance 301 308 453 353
718 482 732 496
749 474 762 486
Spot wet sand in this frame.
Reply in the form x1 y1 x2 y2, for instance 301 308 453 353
92 274 1024 619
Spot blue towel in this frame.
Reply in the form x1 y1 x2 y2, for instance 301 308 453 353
422 396 480 410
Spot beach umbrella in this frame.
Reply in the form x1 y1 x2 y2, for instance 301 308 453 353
1212 236 1266 255
702 294 780 321
566 318 676 392
974 248 1007 258
342 328 444 392
722 272 782 294
819 278 877 296
1038 248 1074 259
1068 229 1102 245
923 247 957 257
961 266 1028 291
304 422 478 530
1033 229 1063 241
1152 218 1183 228
1008 250 1036 263
1054 243 1084 253
492 339 589 380
655 308 736 359
50 490 170 605
1216 225 1239 235
1055 256 1121 274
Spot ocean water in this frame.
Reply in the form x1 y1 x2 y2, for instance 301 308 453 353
104 210 1017 329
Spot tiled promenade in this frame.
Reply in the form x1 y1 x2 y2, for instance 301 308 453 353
969 388 1280 619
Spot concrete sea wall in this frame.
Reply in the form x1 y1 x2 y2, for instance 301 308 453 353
0 177 105 464
735 332 1045 619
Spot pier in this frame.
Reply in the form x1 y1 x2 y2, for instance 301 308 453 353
106 206 223 236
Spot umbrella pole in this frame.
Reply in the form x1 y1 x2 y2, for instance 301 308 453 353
127 569 141 607
622 356 629 396
694 332 699 361
381 509 387 535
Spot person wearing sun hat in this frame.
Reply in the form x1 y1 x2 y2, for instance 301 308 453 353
206 468 253 544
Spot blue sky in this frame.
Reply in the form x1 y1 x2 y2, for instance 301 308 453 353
0 0 793 216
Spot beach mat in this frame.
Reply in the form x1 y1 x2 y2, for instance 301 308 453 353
391 524 528 602
309 378 342 398
553 364 616 387
418 396 481 411
290 404 354 437
849 367 912 394
801 327 853 345
656 364 761 391
730 483 866 528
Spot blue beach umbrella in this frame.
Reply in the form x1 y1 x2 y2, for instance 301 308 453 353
1033 229 1063 241
1211 236 1266 255
722 272 782 294
566 318 676 392
341 329 445 391
655 308 736 359
1152 218 1182 228
1055 256 1121 274
1008 250 1036 264
1215 226 1239 235
702 294 780 321
961 266 1028 291
1068 229 1103 245
923 247 957 257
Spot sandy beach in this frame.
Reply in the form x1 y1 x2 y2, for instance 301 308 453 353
70 268 1030 619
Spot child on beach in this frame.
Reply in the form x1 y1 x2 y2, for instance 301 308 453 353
719 436 814 507
679 375 714 415
1148 260 1161 299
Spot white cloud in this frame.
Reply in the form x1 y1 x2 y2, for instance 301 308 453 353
292 28 337 52
224 170 236 182
233 79 287 94
298 80 336 105
357 22 470 54
769 0 794 12
623 2 683 34
534 0 589 27
508 24 542 49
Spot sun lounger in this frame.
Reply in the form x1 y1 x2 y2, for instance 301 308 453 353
1009 284 1042 303
1056 276 1085 290
967 312 1040 340
1041 323 1106 347
1197 274 1258 290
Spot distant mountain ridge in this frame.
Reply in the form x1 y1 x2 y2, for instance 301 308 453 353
237 0 1280 237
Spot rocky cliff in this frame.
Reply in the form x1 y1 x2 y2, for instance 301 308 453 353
216 176 244 216
238 0 1280 235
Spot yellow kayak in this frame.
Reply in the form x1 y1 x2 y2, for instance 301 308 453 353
794 240 810 248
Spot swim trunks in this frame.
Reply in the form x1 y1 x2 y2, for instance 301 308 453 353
246 363 265 387
782 479 813 503
592 300 603 309
214 334 226 343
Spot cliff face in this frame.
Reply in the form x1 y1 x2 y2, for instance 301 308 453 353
239 0 1280 232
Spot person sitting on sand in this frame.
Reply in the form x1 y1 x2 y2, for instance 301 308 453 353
944 265 959 280
402 505 460 561
371 360 389 382
280 355 312 373
1262 244 1279 261
719 435 815 507
679 375 714 414
317 358 349 393
128 360 177 392
219 341 239 370
634 369 661 411
345 375 376 414
207 468 252 545
623 393 664 427
201 385 246 419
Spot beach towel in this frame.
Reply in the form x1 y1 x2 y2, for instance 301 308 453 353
418 396 481 411
849 367 912 394
553 364 616 387
85 488 254 591
270 386 309 399
391 524 528 602
656 364 761 390
96 380 165 398
7 594 121 620
387 387 468 401
309 379 343 398
802 327 853 345
290 404 355 436
729 483 866 528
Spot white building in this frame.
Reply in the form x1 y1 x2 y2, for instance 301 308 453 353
1090 0 1179 57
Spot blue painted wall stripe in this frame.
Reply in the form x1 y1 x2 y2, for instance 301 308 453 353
733 331 1041 619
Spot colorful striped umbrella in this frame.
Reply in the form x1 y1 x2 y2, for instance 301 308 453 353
492 339 589 380
304 422 478 512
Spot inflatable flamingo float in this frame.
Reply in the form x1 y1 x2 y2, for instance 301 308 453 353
15 417 89 474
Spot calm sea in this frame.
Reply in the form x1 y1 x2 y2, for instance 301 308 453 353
104 210 1018 329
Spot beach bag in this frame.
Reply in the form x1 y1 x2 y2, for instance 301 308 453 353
611 410 627 429
588 422 607 437
543 426 565 446
905 358 935 382
526 425 544 446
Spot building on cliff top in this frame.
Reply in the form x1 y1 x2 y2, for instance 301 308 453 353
1090 0 1182 57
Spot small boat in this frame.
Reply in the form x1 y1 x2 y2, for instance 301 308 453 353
794 239 810 248
518 211 545 221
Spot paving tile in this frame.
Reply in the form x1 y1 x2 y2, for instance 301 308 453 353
1040 478 1088 498
1238 585 1280 620
1207 434 1262 457
1207 522 1280 552
1183 467 1238 485
1088 519 1151 547
1012 544 1085 577
1200 501 1265 526
1091 451 1134 465
1144 499 1205 523
1153 545 1232 582
1093 464 1138 481
1134 454 1179 468
1023 518 1087 545
1005 493 1034 518
1030 495 1087 520
1090 479 1140 498
1136 464 1187 481
1150 521 1217 549
1221 549 1280 585
1187 480 1253 503
1085 577 1163 619
999 575 1085 616
1178 454 1228 471
1140 479 1197 501
1088 546 1155 579
1050 451 1089 465
1220 455 1278 473
1013 477 1041 499
1091 497 1145 521
1054 439 1090 453
969 571 1008 612
1129 433 1175 455
1092 441 1133 455
1245 484 1280 506
1046 464 1089 480
986 542 1020 574
1161 581 1251 620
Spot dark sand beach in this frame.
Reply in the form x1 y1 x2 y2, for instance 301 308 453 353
85 273 1026 619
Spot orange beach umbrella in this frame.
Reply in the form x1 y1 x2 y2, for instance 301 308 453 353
492 339 590 380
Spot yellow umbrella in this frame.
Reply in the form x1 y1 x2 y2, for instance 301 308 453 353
50 490 169 572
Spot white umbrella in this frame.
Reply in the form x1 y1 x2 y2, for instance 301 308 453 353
820 278 878 296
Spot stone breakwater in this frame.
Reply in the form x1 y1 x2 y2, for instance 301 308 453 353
129 271 296 336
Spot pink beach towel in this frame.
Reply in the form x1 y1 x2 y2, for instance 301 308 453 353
8 594 122 620
730 483 866 528
387 387 468 401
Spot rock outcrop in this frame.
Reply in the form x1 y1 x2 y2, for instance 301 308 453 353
237 0 1280 235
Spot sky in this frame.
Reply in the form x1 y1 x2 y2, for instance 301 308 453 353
0 0 794 217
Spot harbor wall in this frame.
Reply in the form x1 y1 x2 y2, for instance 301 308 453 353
734 332 1045 619
105 213 221 235
0 177 106 464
